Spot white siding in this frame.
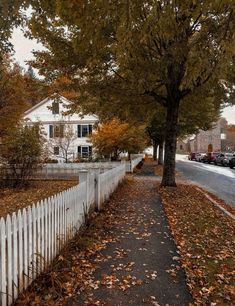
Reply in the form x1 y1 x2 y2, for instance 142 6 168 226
24 96 98 162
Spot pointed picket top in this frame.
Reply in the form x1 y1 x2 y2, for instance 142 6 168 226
0 217 7 306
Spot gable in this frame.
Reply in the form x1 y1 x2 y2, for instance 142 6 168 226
24 95 98 123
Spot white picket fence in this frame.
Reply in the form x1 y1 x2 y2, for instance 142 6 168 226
0 164 126 306
125 155 144 172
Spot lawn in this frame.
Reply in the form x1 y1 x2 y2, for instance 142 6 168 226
0 180 78 219
159 184 235 305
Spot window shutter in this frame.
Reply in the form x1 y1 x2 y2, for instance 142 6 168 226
77 146 81 156
77 125 81 137
89 125 92 135
49 125 54 138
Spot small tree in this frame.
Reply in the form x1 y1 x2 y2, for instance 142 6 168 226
90 118 146 160
48 123 76 163
0 123 45 187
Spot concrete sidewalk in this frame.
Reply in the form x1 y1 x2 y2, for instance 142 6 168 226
68 161 192 306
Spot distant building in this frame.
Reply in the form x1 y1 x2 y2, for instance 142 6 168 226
177 118 228 153
24 95 98 162
176 139 190 153
222 123 235 151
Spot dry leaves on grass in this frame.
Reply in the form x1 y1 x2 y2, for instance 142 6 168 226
159 184 235 306
0 180 77 219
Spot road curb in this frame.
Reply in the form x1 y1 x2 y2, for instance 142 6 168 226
195 187 235 221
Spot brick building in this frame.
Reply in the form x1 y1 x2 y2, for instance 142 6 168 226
177 118 228 153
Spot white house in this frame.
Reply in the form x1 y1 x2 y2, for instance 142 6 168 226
24 95 98 162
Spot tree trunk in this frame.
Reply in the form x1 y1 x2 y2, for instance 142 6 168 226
161 98 180 187
153 141 158 161
158 141 164 165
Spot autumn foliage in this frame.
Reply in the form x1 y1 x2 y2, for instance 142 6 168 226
90 118 146 160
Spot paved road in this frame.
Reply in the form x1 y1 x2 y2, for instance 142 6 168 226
176 155 235 207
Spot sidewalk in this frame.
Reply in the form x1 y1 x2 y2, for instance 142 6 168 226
68 161 192 306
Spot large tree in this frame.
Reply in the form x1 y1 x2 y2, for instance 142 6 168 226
27 1 235 186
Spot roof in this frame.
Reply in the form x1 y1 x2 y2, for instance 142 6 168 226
24 94 71 116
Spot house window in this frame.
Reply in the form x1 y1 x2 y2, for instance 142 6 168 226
54 146 59 155
49 124 64 138
77 146 92 158
77 124 93 137
82 146 89 158
52 101 59 114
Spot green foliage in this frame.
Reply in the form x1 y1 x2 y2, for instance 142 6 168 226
0 123 45 187
90 118 146 160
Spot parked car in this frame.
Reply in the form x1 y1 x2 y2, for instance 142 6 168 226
229 156 235 169
215 153 235 166
188 152 197 161
202 152 220 163
195 153 206 162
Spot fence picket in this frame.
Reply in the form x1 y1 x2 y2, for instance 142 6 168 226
22 208 28 289
40 201 45 271
0 217 7 306
48 199 52 264
44 199 48 267
6 215 13 305
36 203 41 275
17 210 23 293
12 213 18 300
31 204 37 279
51 196 55 260
27 206 33 284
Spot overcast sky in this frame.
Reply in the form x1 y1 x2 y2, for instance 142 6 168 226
10 27 235 124
10 27 45 70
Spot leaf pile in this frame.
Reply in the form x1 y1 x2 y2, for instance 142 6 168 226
159 184 235 306
0 180 77 219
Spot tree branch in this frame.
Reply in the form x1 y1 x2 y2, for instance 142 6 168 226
143 90 167 107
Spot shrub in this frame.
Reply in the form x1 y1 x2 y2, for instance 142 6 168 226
0 123 45 187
